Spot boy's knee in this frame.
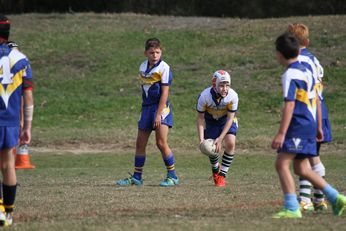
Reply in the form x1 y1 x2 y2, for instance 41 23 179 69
294 167 308 178
156 140 165 150
224 140 235 151
0 161 14 173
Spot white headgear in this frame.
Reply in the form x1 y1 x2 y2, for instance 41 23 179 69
212 70 231 92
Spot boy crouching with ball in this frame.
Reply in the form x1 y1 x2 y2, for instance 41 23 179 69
196 70 239 187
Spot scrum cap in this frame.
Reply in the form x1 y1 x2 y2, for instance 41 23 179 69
212 70 231 90
0 15 10 40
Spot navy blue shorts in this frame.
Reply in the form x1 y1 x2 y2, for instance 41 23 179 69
278 137 317 159
204 121 238 139
0 126 20 149
138 103 173 131
321 118 332 143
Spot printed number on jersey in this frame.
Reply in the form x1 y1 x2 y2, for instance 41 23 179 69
0 56 14 84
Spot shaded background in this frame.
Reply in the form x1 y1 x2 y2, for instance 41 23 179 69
1 0 346 18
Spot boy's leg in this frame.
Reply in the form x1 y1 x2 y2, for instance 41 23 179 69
219 134 235 177
215 134 235 187
310 144 327 210
294 158 346 216
0 148 17 226
204 124 220 183
298 160 314 212
209 155 220 174
133 129 151 181
116 129 151 186
273 153 301 218
156 125 179 187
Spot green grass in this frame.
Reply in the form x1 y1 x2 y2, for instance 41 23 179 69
4 13 346 230
13 151 346 230
7 13 346 150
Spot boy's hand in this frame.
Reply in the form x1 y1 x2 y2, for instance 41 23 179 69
153 114 161 129
20 128 31 145
271 133 285 150
214 138 222 153
316 128 324 142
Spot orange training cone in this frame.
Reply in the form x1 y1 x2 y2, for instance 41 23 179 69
15 145 35 169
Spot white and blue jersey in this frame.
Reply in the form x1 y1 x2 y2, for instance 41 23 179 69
138 59 173 130
139 59 172 106
299 48 331 142
0 43 33 149
279 61 317 155
196 87 238 139
0 43 32 126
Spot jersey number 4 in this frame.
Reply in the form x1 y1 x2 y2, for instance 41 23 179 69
0 56 14 84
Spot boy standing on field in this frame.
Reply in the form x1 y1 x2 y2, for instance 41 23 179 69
271 33 345 218
196 70 238 187
287 23 331 212
0 15 34 226
116 38 179 187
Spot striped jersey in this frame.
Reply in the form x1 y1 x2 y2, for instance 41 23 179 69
196 87 238 124
299 48 324 100
0 43 33 126
139 59 172 106
282 61 317 139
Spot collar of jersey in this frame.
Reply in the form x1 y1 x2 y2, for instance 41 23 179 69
210 87 222 106
145 59 162 74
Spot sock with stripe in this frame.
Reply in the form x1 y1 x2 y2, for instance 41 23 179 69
299 178 312 204
2 184 16 213
312 162 326 203
163 153 177 179
219 152 234 177
133 155 146 180
209 155 220 174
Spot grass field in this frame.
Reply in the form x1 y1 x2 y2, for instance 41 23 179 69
14 151 346 230
5 13 346 230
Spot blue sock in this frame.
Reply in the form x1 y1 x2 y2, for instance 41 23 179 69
133 155 146 180
322 184 339 205
163 153 177 179
284 193 299 211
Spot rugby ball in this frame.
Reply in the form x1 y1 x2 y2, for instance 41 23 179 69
199 139 218 157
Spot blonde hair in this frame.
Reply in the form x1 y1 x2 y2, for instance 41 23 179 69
287 23 309 46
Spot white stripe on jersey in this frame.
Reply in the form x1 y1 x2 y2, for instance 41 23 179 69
299 49 324 100
197 87 238 120
281 68 313 99
139 60 171 98
281 66 316 120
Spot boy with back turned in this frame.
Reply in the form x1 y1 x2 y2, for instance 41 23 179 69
271 33 345 218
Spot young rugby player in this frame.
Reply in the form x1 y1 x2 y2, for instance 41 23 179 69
116 38 179 187
271 33 345 218
196 70 238 187
0 15 34 226
287 23 331 212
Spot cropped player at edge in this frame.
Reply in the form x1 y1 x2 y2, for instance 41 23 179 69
0 15 34 226
196 70 239 187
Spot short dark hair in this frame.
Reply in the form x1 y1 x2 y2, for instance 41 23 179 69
275 33 299 59
0 15 10 40
145 38 161 51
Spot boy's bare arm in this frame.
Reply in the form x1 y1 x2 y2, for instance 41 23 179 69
154 85 169 129
272 101 294 149
196 112 205 143
316 93 324 142
21 90 34 144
